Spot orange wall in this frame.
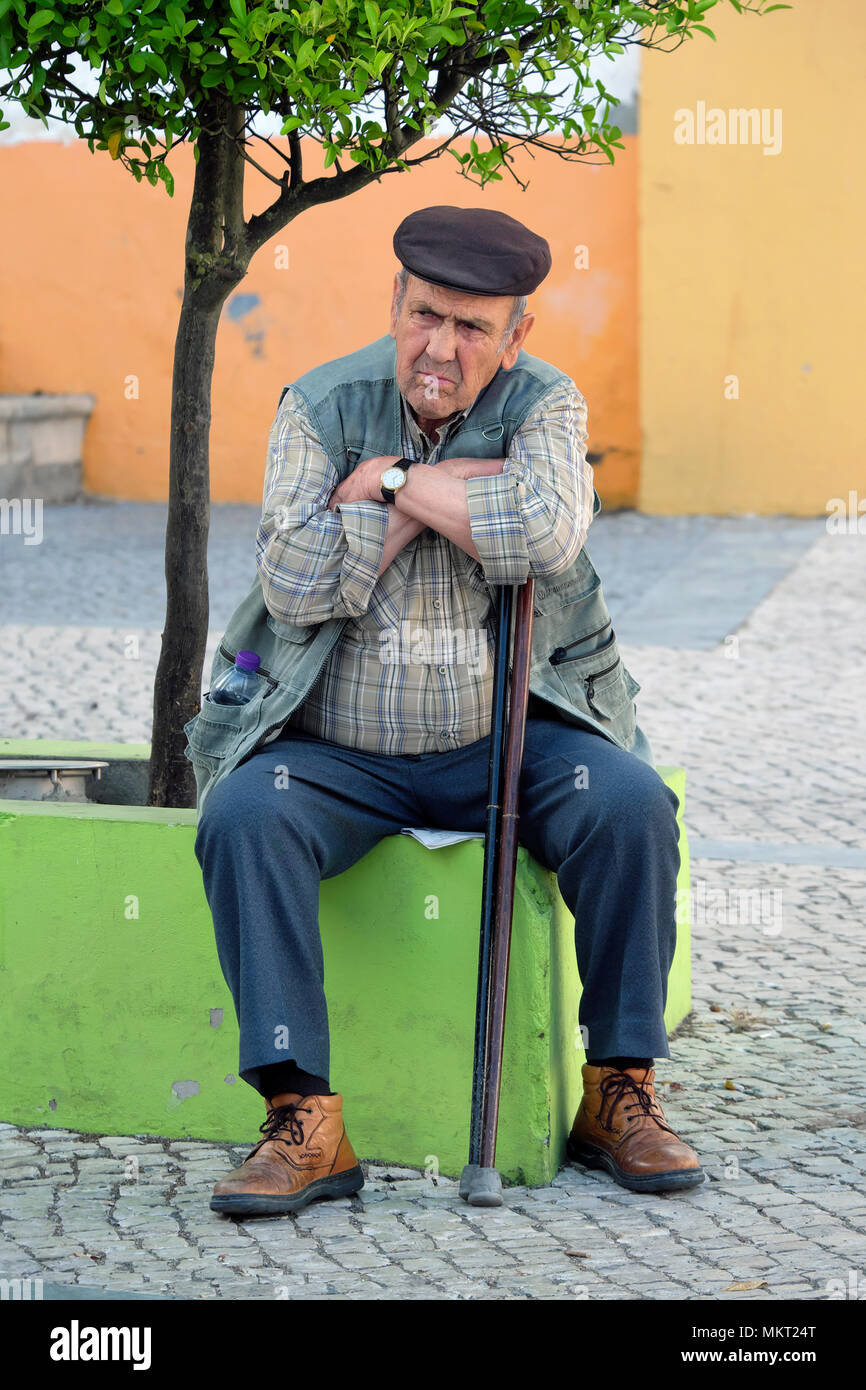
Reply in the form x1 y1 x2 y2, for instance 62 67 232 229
0 135 639 506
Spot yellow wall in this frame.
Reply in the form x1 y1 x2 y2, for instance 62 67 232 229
0 136 639 506
639 0 865 515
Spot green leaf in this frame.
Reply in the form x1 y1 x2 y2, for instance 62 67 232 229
27 11 55 36
105 0 124 15
229 0 247 21
693 23 716 38
129 51 147 73
364 1 379 38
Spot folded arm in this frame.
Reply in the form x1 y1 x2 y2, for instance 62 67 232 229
459 379 595 584
256 378 595 624
331 379 595 585
256 388 397 625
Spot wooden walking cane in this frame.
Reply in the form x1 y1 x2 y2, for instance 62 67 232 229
460 576 536 1207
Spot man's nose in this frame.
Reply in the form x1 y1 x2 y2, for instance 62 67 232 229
426 318 457 362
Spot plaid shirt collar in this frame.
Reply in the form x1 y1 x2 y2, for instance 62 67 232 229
400 393 470 460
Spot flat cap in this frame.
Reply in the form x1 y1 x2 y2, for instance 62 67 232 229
393 205 551 297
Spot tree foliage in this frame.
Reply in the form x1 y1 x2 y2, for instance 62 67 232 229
0 0 787 202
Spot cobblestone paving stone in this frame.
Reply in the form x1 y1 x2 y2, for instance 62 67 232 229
1 512 864 1300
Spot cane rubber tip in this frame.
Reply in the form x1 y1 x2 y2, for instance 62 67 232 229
459 1164 503 1207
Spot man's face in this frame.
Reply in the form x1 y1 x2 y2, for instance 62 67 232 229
389 272 534 427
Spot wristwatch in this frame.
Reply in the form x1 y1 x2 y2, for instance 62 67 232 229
380 458 413 504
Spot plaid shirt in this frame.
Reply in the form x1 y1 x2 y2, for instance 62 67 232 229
255 377 594 754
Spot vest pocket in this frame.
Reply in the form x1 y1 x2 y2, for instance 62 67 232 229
266 613 316 643
546 632 639 747
184 687 269 768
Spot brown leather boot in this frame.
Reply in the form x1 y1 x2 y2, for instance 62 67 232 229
210 1091 364 1216
566 1064 704 1193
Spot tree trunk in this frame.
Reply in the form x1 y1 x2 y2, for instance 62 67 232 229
147 97 247 808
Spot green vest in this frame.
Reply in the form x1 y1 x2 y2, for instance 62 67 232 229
184 334 652 819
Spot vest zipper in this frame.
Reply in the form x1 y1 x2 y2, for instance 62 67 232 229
547 627 620 719
584 658 621 718
548 621 612 666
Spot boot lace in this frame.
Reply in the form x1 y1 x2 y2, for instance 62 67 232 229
254 1102 313 1152
597 1069 676 1137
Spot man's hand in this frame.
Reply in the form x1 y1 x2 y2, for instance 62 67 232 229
327 455 402 511
327 454 506 511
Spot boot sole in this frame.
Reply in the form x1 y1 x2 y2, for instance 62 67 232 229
210 1164 365 1217
566 1136 705 1194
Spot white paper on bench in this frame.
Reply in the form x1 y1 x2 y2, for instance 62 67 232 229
400 828 484 849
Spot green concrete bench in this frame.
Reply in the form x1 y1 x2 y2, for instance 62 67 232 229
0 741 691 1186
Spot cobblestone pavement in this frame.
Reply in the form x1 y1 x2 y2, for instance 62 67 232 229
1 506 864 1300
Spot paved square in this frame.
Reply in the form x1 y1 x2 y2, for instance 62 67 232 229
1 508 863 1300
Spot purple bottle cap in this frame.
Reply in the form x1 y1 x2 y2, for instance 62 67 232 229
235 650 260 672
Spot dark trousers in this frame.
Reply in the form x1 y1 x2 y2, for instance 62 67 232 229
193 717 681 1097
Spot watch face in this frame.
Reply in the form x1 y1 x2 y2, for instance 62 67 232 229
381 466 407 489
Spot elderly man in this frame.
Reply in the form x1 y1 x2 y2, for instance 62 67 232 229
189 205 704 1217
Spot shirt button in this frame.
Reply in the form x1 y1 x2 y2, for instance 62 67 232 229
433 599 442 609
438 666 447 674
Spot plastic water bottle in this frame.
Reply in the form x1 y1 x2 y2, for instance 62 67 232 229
208 650 262 705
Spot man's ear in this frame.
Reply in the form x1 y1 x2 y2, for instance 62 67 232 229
389 272 402 339
500 313 535 369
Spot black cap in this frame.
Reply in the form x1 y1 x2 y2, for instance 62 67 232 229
393 205 551 297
